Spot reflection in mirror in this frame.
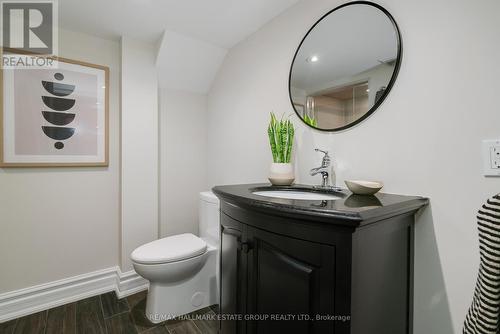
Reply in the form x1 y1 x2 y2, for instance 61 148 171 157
289 2 401 131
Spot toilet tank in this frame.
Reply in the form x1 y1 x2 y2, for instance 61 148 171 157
199 191 220 246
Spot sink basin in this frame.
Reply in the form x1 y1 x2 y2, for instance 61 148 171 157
252 190 341 201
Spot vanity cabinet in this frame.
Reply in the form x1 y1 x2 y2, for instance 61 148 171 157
215 184 428 334
222 213 337 333
246 224 336 334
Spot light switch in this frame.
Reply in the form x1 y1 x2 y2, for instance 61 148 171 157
482 140 500 176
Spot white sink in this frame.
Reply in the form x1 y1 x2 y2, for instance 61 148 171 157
252 190 341 201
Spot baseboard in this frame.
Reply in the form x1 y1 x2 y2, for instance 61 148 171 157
116 269 149 299
0 267 149 323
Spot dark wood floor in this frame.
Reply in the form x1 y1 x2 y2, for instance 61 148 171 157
0 290 219 334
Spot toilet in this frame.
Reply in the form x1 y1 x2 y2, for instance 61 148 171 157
131 191 220 323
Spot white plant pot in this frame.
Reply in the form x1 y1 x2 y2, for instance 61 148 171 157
269 163 294 186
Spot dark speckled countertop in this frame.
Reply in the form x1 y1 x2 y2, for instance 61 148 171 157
212 183 429 227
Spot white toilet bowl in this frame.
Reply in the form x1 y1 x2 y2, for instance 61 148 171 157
131 192 220 324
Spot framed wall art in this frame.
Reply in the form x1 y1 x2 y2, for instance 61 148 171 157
0 52 109 167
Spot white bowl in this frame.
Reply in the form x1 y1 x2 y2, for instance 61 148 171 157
344 180 383 195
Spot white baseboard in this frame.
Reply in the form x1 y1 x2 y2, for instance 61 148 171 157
0 267 149 323
116 269 149 299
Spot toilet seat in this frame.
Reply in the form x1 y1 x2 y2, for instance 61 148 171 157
131 233 207 265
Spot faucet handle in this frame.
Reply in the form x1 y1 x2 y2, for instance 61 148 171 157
314 148 331 167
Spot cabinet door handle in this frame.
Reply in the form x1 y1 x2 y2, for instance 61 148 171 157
238 242 252 253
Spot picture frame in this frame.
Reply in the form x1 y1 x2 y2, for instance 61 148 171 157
0 49 109 167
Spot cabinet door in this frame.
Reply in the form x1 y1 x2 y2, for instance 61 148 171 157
220 213 248 334
246 226 336 334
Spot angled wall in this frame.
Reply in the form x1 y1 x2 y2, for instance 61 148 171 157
157 31 225 238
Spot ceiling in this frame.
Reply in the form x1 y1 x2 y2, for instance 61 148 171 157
59 0 300 48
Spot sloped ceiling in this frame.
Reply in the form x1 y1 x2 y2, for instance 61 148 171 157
59 0 299 48
156 30 227 94
60 0 299 93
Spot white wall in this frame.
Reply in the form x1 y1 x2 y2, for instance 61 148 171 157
156 29 216 239
0 29 121 293
159 90 207 238
0 32 160 298
207 0 500 333
157 31 227 94
121 37 159 271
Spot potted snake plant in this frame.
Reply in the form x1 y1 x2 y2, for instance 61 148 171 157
267 113 295 185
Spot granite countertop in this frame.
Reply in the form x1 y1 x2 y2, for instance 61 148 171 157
212 183 429 227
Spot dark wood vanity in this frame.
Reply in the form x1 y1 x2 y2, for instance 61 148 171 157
213 184 428 334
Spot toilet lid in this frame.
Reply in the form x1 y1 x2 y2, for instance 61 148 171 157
131 233 207 264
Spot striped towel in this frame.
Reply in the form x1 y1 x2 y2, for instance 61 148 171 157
463 194 500 333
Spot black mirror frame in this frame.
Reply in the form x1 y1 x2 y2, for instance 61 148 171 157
288 1 403 132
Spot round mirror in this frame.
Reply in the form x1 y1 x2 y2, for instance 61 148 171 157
289 2 402 131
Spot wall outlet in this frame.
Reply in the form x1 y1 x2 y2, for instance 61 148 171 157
490 146 500 169
482 140 500 176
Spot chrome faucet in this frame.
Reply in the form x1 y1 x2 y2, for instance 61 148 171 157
310 149 331 188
